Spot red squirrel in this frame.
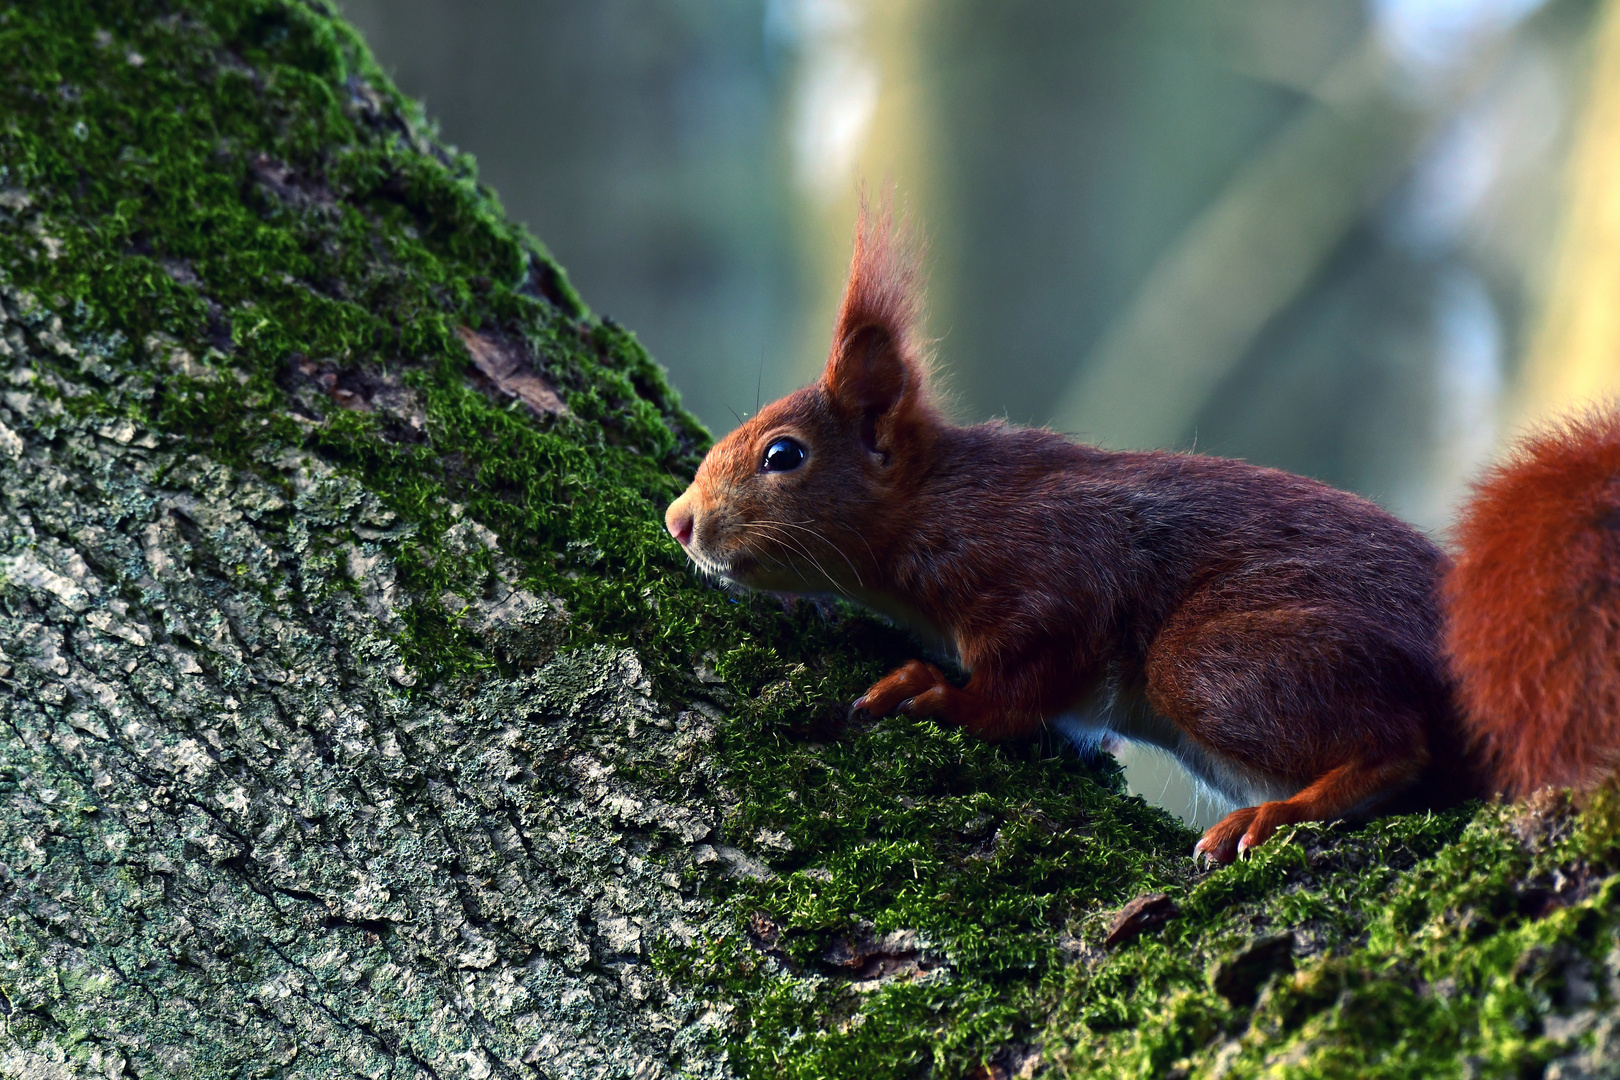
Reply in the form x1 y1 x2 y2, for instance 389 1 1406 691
664 208 1620 864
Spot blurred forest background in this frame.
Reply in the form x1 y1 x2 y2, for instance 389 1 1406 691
339 0 1620 827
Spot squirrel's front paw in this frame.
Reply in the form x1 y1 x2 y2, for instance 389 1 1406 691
853 660 947 718
1195 802 1295 865
1194 808 1257 866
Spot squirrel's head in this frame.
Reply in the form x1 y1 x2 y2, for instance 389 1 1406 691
666 205 937 595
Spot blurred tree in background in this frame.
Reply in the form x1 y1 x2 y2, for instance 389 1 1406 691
339 0 1616 826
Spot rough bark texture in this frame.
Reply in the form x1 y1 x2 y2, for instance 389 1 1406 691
0 403 727 1075
4 4 1620 1080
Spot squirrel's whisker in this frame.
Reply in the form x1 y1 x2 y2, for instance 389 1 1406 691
753 517 866 589
739 520 856 599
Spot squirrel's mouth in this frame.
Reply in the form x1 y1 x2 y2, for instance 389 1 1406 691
682 543 737 582
684 521 857 594
683 542 794 592
683 536 767 588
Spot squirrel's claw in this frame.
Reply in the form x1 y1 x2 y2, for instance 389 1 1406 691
1195 806 1260 866
1193 841 1237 868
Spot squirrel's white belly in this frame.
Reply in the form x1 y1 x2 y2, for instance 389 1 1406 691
1050 681 1298 809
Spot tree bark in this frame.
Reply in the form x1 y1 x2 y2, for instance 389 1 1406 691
0 3 743 1076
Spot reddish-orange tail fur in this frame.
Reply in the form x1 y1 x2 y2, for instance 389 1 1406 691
1445 410 1620 797
667 206 1620 865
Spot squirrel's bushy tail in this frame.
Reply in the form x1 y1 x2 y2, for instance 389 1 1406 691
1445 408 1620 797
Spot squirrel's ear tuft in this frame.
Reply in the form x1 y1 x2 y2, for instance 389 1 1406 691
823 198 929 449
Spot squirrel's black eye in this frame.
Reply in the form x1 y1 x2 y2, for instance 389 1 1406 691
761 437 807 474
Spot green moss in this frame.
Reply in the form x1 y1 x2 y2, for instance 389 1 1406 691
3 1 1620 1077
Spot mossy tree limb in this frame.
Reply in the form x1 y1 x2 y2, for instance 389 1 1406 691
3 4 1620 1079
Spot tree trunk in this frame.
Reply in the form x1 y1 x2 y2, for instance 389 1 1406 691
1518 0 1620 422
0 3 753 1074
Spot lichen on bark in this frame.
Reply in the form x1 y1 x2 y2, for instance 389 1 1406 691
4 3 1620 1079
0 284 743 1076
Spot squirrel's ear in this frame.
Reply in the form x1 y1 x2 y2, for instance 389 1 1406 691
827 323 911 454
822 200 927 456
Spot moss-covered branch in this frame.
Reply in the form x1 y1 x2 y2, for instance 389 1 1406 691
1 3 1618 1078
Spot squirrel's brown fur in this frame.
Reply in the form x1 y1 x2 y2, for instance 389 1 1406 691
666 207 1620 863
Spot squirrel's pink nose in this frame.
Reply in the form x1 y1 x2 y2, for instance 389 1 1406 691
666 505 694 547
